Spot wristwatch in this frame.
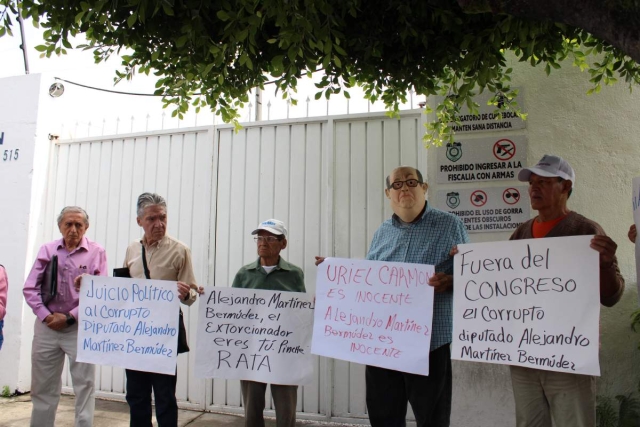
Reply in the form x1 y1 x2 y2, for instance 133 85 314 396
65 313 76 326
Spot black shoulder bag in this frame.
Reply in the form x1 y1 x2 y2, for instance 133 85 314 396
141 244 190 354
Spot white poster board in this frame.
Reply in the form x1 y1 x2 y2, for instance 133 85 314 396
194 287 315 385
633 177 640 305
312 258 434 375
77 275 180 375
452 236 601 376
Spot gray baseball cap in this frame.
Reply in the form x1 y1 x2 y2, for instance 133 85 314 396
518 154 575 186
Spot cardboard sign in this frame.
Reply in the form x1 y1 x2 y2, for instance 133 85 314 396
436 186 530 233
437 135 528 184
77 275 180 375
452 236 601 376
312 258 434 375
194 287 315 385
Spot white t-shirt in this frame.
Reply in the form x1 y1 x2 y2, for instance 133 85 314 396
262 265 277 274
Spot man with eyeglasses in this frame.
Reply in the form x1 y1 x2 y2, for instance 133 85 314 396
232 219 305 427
316 166 468 427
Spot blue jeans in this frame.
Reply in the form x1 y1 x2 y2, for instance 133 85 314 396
0 319 4 350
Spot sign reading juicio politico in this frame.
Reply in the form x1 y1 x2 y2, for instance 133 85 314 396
312 258 434 375
194 287 315 385
452 236 601 376
436 186 530 233
77 275 180 375
437 135 527 184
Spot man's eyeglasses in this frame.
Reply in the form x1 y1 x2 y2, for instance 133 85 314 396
254 236 282 243
389 179 422 190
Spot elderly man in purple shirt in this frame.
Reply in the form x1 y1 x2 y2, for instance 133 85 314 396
23 206 107 427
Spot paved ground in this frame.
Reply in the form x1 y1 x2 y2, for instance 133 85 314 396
0 393 359 426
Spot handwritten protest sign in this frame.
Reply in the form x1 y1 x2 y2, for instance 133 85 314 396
194 287 315 385
77 275 180 375
452 236 600 375
312 258 434 375
633 177 640 305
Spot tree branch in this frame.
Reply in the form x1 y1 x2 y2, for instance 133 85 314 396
457 0 640 61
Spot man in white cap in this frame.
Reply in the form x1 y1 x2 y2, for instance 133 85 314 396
232 219 305 426
509 154 624 427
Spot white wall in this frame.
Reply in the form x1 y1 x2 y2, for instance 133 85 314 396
429 57 640 426
0 74 54 392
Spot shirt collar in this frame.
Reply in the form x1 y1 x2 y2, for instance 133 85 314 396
141 234 168 248
247 257 292 271
391 201 431 226
57 237 89 252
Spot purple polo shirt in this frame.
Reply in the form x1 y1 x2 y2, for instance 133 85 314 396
24 237 107 322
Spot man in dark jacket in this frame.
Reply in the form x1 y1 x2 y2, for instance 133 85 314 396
509 154 624 427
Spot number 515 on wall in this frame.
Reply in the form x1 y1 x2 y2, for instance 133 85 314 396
3 149 19 161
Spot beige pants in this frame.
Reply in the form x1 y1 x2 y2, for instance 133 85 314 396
30 319 95 427
510 366 596 427
240 380 297 427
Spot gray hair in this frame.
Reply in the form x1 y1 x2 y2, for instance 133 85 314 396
137 192 167 217
57 206 89 226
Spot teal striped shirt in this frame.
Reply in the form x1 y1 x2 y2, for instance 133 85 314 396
366 202 469 351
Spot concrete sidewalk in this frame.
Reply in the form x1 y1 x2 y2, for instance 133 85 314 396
0 394 358 426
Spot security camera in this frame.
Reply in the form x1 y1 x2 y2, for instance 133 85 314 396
49 82 65 98
48 133 60 140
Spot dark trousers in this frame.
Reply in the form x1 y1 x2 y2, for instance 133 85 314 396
366 344 452 427
125 369 178 427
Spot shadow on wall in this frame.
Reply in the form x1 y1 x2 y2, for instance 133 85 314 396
599 287 640 397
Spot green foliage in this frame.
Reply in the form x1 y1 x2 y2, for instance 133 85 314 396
1 0 640 144
632 308 640 349
598 395 620 427
596 382 640 427
1 385 11 397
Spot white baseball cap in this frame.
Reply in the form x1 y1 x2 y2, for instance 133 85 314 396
251 219 288 237
518 154 576 185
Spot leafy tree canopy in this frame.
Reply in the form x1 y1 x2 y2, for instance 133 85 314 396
2 0 640 143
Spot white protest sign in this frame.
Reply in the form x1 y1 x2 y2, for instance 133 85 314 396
436 186 530 233
312 258 434 375
77 275 180 375
194 287 315 385
437 135 527 184
452 236 601 376
633 177 640 305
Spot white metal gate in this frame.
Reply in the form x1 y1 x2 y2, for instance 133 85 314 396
42 110 426 422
